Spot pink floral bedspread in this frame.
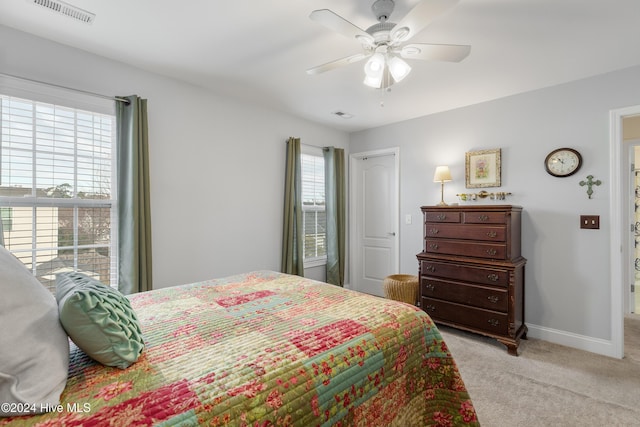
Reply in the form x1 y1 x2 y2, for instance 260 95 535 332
3 271 477 426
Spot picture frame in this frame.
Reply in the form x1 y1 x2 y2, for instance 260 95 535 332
465 148 501 188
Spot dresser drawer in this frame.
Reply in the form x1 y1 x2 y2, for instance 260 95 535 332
462 211 507 224
421 260 509 286
424 211 461 223
425 239 506 260
421 278 508 311
425 223 506 242
421 297 508 335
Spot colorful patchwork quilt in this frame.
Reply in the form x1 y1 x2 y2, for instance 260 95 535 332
2 271 478 426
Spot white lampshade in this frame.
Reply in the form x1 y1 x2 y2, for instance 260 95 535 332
433 165 452 183
363 73 383 88
364 53 385 76
388 56 411 83
363 53 385 88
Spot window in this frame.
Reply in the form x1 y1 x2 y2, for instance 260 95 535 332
0 93 117 293
301 150 326 266
0 207 12 232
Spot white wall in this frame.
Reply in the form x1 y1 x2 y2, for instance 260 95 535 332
0 25 349 288
349 65 640 351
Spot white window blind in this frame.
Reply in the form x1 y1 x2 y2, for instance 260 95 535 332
301 152 326 265
0 94 117 293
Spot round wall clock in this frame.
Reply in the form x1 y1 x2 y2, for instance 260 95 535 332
544 148 582 177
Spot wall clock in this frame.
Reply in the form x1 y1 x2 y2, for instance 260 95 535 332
544 148 582 177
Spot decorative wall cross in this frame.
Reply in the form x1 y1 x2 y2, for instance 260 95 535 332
579 175 602 199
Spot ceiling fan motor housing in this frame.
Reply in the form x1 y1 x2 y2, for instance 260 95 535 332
371 0 395 22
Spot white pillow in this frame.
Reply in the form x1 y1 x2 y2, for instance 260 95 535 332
0 246 69 416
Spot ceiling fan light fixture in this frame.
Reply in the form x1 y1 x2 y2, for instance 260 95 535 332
363 73 383 88
388 55 411 82
364 53 385 76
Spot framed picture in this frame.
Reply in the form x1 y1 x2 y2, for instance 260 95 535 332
465 148 501 188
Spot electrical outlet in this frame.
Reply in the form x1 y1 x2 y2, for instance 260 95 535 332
580 215 600 230
405 214 412 225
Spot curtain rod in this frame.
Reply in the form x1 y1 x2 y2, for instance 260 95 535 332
0 72 130 104
286 140 330 150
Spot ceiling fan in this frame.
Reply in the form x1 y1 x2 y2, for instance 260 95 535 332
307 0 470 89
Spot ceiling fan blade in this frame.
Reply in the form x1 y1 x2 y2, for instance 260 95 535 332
310 9 375 47
397 43 470 62
390 0 460 43
306 52 371 75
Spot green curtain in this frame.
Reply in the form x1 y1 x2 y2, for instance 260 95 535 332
324 147 346 286
116 95 153 294
281 137 304 276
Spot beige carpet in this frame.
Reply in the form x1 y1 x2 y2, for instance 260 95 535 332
439 315 640 427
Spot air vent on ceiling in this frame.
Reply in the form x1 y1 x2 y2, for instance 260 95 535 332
332 111 353 119
29 0 95 24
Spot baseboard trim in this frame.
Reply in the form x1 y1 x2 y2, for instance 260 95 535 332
526 323 621 359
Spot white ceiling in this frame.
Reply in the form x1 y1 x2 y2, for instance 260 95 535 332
1 0 640 132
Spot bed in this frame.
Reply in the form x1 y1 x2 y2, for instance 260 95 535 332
1 270 477 426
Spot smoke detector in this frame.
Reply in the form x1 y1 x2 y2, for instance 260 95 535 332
29 0 95 24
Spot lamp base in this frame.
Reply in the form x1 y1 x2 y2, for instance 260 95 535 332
437 181 448 206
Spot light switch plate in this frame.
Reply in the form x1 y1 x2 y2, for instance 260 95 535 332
580 215 600 229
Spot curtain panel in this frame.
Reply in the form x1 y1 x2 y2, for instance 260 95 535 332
281 137 304 276
324 147 346 286
116 95 153 294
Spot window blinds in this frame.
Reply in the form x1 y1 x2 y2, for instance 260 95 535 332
0 94 117 292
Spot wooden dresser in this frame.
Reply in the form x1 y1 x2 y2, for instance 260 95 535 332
416 205 527 355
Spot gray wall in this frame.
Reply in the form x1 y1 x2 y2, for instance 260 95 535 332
4 21 640 355
0 24 349 288
349 65 640 349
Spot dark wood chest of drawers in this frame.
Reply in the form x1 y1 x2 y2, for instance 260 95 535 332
416 205 527 355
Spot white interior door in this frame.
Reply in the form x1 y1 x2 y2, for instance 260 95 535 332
350 149 399 296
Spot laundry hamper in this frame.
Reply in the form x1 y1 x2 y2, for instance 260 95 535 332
383 274 419 305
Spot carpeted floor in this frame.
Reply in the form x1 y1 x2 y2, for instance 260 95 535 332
439 315 640 427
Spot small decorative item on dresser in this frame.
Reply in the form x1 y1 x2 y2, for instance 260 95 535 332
416 205 527 356
383 274 419 305
457 190 513 201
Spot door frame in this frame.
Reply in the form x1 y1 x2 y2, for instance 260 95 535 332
610 104 640 359
348 147 400 291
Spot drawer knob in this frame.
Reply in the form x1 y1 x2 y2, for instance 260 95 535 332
478 215 490 222
487 273 499 282
486 248 497 256
425 304 436 312
487 296 499 303
424 283 435 291
429 243 439 251
428 228 440 235
436 214 447 220
486 231 497 238
488 319 500 327
425 265 436 273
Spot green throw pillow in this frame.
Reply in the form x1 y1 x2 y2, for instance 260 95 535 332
56 272 144 369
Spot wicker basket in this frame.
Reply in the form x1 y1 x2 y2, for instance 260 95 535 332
383 274 419 305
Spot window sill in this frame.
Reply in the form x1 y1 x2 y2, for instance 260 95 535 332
304 258 327 269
